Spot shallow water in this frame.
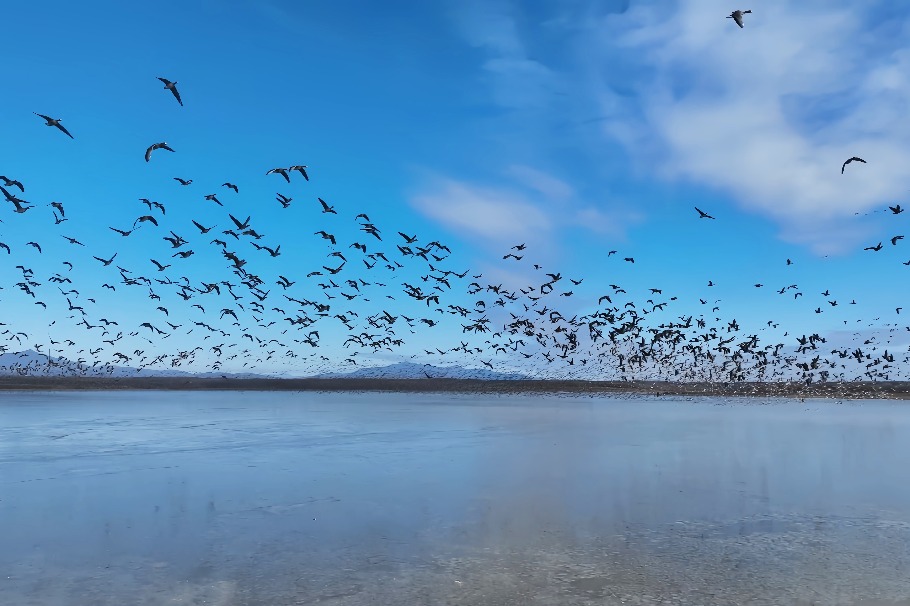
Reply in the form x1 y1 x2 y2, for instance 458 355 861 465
1 391 910 605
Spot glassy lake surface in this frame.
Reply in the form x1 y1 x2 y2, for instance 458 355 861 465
2 391 910 605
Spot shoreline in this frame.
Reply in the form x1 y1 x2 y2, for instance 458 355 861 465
0 376 908 399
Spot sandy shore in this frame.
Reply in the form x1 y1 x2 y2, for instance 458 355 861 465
0 375 908 399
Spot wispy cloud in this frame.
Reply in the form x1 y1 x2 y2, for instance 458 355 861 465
588 0 910 252
410 177 553 244
443 0 910 254
409 169 642 251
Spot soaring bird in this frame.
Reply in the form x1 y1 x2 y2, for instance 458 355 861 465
266 167 290 182
727 10 751 28
695 207 715 219
289 165 309 181
145 142 175 162
0 176 24 192
318 198 337 214
842 156 866 174
34 113 74 139
174 177 193 186
222 182 239 193
889 204 904 215
157 77 183 106
192 220 214 234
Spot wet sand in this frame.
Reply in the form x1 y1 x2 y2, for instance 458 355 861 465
1 375 910 399
2 391 910 605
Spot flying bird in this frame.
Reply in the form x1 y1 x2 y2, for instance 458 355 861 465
145 142 175 162
842 157 866 174
727 9 751 28
266 167 290 182
157 77 183 106
694 207 715 220
34 113 74 139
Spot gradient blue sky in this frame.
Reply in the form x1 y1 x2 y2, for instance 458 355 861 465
1 0 909 376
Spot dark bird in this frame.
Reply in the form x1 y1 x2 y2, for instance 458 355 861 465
222 182 239 193
864 242 883 252
891 235 904 246
266 167 290 182
315 231 336 245
157 77 183 106
727 9 751 28
205 194 223 206
134 215 159 227
695 207 715 219
889 204 904 215
841 156 866 174
192 220 214 234
93 253 117 266
229 214 251 230
289 165 309 181
145 142 175 162
34 113 74 138
318 198 337 214
0 176 24 192
174 177 193 186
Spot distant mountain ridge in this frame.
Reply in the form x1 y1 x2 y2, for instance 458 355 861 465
0 350 525 381
315 361 528 380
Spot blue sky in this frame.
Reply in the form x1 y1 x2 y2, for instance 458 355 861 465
1 0 909 378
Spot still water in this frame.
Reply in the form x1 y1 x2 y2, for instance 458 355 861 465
1 391 910 605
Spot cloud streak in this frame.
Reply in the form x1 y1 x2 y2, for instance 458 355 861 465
590 0 910 252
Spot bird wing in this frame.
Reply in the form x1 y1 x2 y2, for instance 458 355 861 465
734 14 744 27
34 113 53 122
170 86 183 106
55 123 74 139
145 145 154 162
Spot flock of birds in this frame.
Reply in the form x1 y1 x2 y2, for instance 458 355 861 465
2 20 909 385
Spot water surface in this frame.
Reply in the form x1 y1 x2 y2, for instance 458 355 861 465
2 391 910 605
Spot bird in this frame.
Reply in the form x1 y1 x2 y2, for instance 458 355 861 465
0 176 24 192
889 204 904 215
222 182 239 193
842 157 866 174
157 77 183 106
318 198 337 214
727 9 751 28
289 165 309 181
266 167 290 182
145 142 175 162
192 220 214 234
34 113 74 138
174 177 193 186
694 207 715 219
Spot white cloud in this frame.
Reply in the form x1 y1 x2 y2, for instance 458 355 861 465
410 178 552 244
588 0 910 252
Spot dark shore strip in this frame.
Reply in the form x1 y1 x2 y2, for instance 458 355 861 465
0 376 908 399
